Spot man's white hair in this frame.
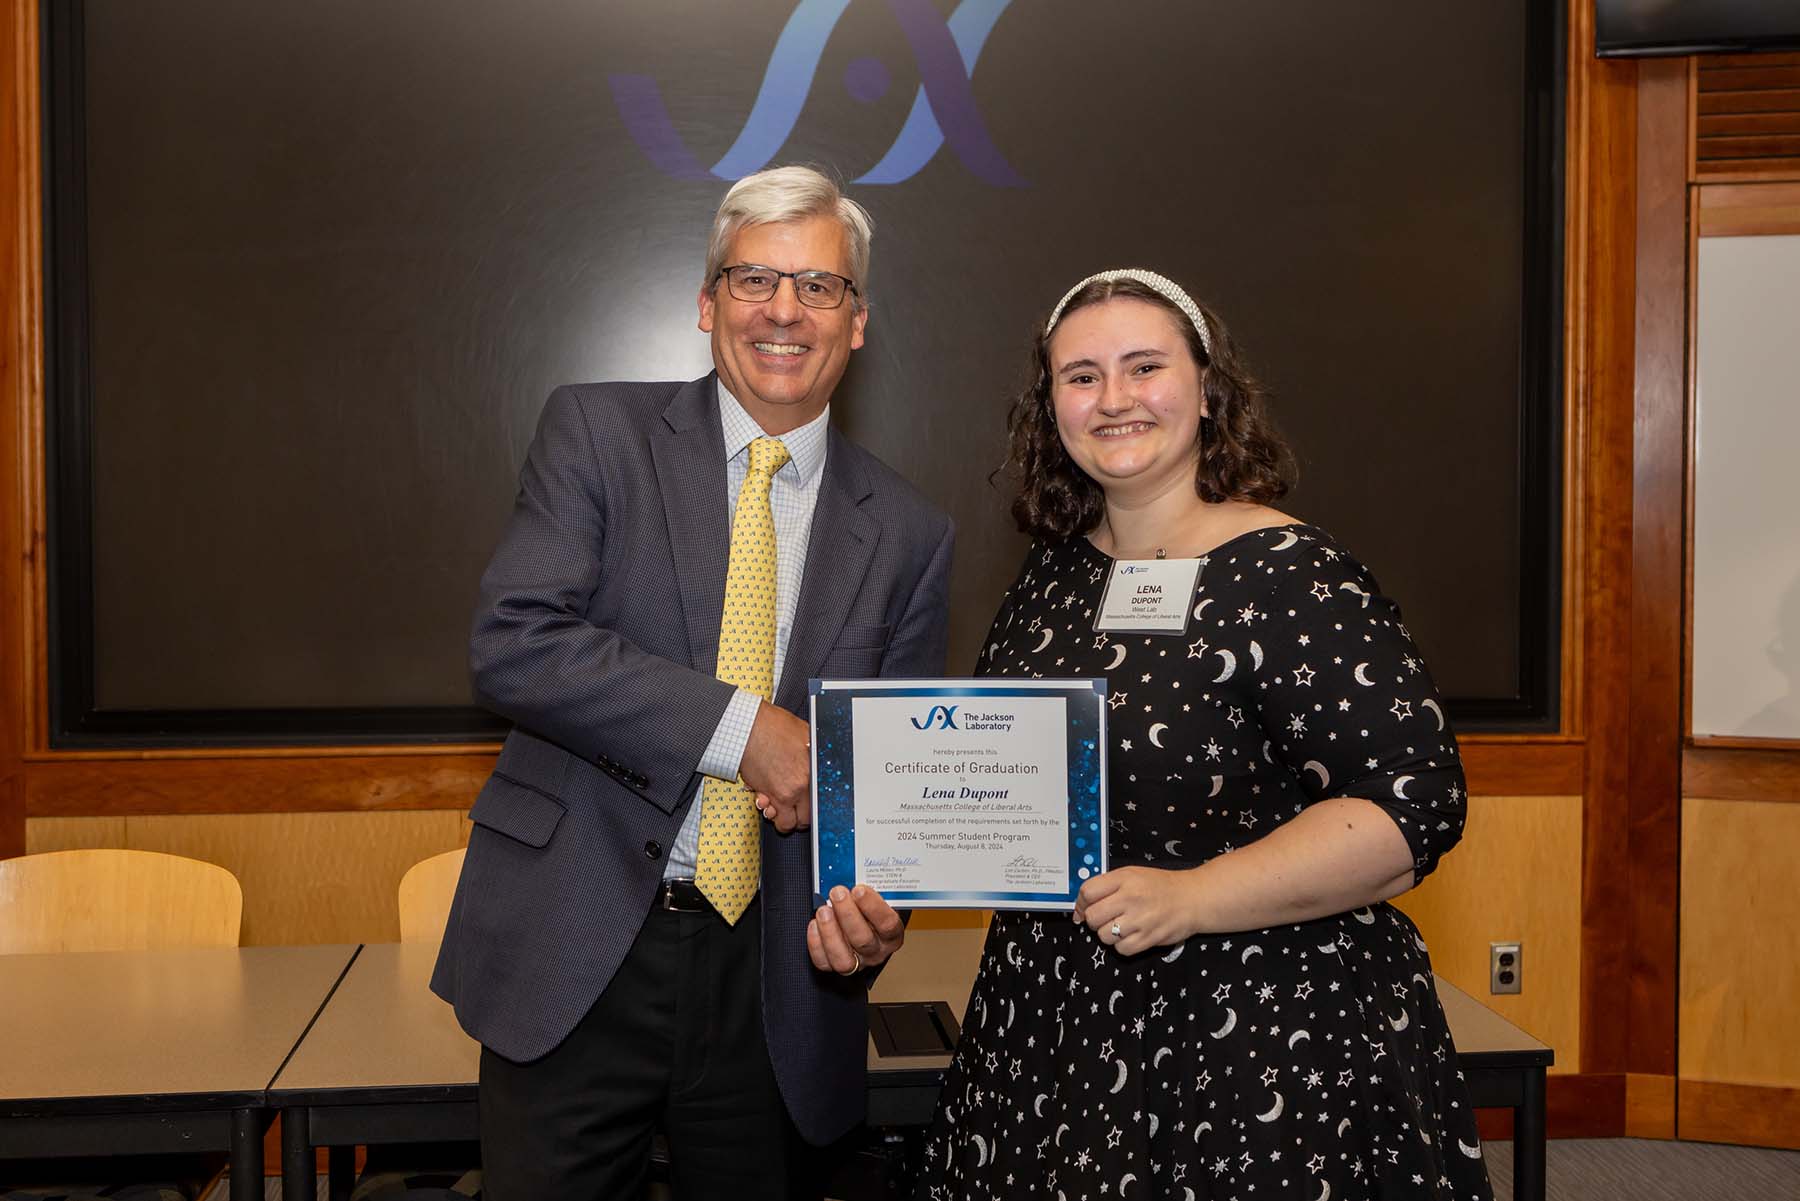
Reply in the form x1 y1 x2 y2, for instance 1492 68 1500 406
704 165 874 310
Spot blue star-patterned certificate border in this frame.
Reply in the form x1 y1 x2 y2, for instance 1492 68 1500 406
809 678 1107 909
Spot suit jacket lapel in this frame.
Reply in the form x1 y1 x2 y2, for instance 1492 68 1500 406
776 426 877 712
650 375 729 673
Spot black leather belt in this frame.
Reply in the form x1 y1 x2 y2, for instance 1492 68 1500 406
654 878 712 913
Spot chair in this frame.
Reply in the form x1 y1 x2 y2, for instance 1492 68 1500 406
0 849 242 1199
0 848 241 955
397 848 464 943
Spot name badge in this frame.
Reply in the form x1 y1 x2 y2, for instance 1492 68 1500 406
1094 558 1205 634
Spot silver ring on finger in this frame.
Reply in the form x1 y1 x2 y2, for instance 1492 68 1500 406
1110 921 1121 939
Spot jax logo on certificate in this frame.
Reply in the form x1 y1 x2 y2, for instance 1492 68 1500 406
910 704 960 730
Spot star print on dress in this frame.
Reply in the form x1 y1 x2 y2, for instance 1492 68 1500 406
914 525 1490 1201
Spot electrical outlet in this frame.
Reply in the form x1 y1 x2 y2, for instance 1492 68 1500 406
1490 941 1522 994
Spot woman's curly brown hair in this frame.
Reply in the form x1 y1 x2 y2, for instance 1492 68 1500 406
1004 277 1295 541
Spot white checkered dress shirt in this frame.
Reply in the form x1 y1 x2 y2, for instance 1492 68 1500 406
665 383 829 879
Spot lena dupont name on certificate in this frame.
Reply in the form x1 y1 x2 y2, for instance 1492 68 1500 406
885 759 1042 804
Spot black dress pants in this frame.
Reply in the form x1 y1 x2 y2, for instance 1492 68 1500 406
479 893 822 1201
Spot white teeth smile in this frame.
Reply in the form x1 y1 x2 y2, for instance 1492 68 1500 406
1094 422 1154 437
754 342 807 356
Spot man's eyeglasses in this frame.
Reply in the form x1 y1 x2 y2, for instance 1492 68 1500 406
715 264 858 310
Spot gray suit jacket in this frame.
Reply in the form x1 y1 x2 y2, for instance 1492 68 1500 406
431 375 953 1145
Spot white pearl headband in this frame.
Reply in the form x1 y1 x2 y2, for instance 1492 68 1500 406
1044 268 1214 359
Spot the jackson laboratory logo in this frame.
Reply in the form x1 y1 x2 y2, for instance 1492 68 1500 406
609 0 1024 186
910 704 960 730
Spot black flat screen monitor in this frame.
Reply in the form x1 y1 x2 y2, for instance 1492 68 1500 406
45 0 1565 744
1596 0 1800 57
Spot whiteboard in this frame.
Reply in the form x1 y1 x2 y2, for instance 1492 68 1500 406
1691 235 1800 740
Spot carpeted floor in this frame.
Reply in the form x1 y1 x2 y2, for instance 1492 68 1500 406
1481 1138 1800 1200
212 1138 1800 1199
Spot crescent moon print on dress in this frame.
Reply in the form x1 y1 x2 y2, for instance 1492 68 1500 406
914 525 1490 1201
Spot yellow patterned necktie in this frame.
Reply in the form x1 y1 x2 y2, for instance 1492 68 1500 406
695 435 791 924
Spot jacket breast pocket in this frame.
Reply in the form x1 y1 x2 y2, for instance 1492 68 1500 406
817 622 891 678
469 773 567 848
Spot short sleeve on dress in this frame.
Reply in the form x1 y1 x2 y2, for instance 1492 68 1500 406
1250 541 1467 884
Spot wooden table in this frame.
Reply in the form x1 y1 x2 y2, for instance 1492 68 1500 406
1436 976 1555 1201
269 935 991 1193
267 941 477 1199
864 926 985 1126
272 933 1553 1201
0 944 360 1201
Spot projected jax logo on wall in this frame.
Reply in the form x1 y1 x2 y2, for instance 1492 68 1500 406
609 0 1025 185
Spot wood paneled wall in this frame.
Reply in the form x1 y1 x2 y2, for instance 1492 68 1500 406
1674 112 1800 1148
1394 795 1584 1075
1 0 38 861
1679 798 1800 1088
1622 52 1689 1085
1537 24 1800 1151
1678 797 1800 1149
1695 53 1800 181
1563 4 1682 1136
6 0 1791 1147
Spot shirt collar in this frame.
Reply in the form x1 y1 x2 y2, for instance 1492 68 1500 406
716 379 829 488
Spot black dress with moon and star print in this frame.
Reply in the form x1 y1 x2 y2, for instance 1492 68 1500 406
914 525 1493 1201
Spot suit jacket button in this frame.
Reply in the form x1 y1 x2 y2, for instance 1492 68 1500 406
644 841 661 860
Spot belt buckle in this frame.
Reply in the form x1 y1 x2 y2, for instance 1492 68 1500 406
661 879 704 913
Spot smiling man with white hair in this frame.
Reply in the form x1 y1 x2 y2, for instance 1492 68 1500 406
432 164 954 1199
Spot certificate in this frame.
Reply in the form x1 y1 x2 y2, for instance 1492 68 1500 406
809 678 1108 910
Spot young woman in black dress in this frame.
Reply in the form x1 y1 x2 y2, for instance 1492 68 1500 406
914 270 1492 1201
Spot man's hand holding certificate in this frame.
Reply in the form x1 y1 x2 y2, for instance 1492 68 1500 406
810 679 1108 910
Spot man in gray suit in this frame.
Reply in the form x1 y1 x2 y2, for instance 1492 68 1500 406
431 165 953 1198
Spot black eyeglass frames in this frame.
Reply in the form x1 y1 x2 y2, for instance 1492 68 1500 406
715 264 858 309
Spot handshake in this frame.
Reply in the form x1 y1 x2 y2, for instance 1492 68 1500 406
741 700 815 834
